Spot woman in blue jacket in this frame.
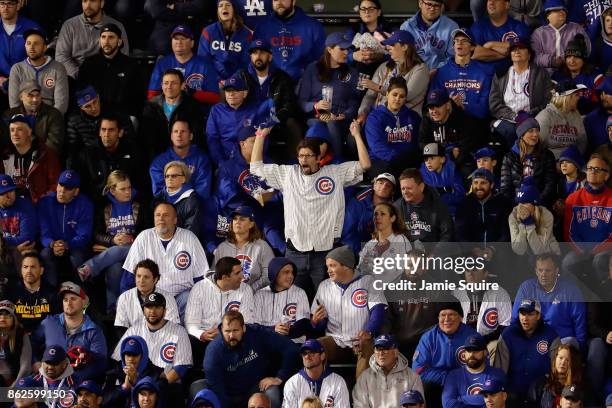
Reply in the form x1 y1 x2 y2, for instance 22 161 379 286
297 32 362 159
361 77 421 178
197 0 253 80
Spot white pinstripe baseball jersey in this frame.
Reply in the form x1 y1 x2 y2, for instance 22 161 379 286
503 68 530 113
250 161 363 252
184 277 254 339
453 286 513 336
122 227 209 296
254 285 310 341
282 370 350 408
112 319 192 370
311 275 387 348
114 287 180 328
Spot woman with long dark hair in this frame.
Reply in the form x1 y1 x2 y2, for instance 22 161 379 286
0 301 31 387
349 0 392 76
297 32 362 158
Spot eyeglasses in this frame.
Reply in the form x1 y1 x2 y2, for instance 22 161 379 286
0 2 17 8
300 350 320 356
374 347 392 353
421 0 442 9
298 153 316 159
586 166 609 174
165 173 184 179
359 6 378 12
453 39 471 44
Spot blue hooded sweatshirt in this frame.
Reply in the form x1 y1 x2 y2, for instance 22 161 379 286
149 145 213 199
197 21 253 79
0 195 38 246
341 187 375 255
512 277 587 350
365 104 421 162
254 7 326 80
36 192 93 250
131 376 163 408
204 323 300 408
0 15 40 79
420 158 466 216
191 388 222 408
105 189 138 237
32 313 107 384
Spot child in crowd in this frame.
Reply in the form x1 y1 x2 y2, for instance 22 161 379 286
420 142 465 216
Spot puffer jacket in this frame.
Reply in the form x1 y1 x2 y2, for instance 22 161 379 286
500 143 558 207
352 352 424 408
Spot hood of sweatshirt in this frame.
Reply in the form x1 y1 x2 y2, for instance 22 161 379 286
120 335 150 376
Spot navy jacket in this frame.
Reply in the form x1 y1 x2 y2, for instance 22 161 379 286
0 196 38 247
37 193 93 251
454 193 512 244
0 15 40 78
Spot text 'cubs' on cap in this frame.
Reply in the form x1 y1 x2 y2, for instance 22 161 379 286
58 170 81 189
463 333 487 351
143 292 166 308
43 344 67 364
300 339 324 353
373 172 397 186
76 380 102 396
381 30 415 46
171 24 193 39
518 299 541 313
400 390 425 405
0 174 16 195
374 334 397 349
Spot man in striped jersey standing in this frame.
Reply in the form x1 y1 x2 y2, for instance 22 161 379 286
311 246 387 379
250 122 371 298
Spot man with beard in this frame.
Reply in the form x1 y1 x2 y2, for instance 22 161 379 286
78 23 144 117
442 334 506 408
113 293 192 388
251 120 370 298
32 282 107 383
586 77 612 150
75 380 103 408
455 168 511 244
282 339 350 408
242 38 303 162
3 80 64 155
253 0 325 80
341 172 396 255
8 29 68 114
353 334 424 408
494 299 560 406
11 252 59 334
121 202 209 319
55 0 129 78
203 310 299 408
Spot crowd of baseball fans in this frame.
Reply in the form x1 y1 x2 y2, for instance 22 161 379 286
0 0 611 407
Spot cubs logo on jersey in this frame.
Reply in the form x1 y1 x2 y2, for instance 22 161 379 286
351 289 368 308
324 396 335 407
174 251 192 270
536 340 548 355
283 303 297 322
160 342 177 364
467 383 484 395
482 308 499 330
456 346 468 365
225 301 242 312
315 176 335 195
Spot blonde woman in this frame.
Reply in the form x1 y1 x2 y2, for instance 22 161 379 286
358 30 429 118
301 397 323 408
536 80 587 159
0 300 31 386
78 171 143 312
509 182 560 256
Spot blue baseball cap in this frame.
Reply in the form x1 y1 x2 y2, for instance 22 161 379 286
374 334 397 349
76 380 102 396
518 299 541 313
171 24 193 39
325 31 353 48
544 0 567 12
248 38 271 53
598 76 612 95
58 170 81 189
508 35 531 50
7 113 34 129
231 205 256 220
400 390 425 405
0 174 16 195
451 28 473 43
426 88 450 107
222 72 248 91
76 86 99 107
481 376 506 394
122 336 144 355
470 168 495 183
464 333 487 351
381 30 415 46
559 144 584 169
474 146 497 160
300 339 324 353
43 345 67 364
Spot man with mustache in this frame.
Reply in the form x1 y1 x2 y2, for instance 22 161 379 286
75 380 103 408
78 23 144 117
442 334 506 408
55 0 129 78
251 118 370 299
